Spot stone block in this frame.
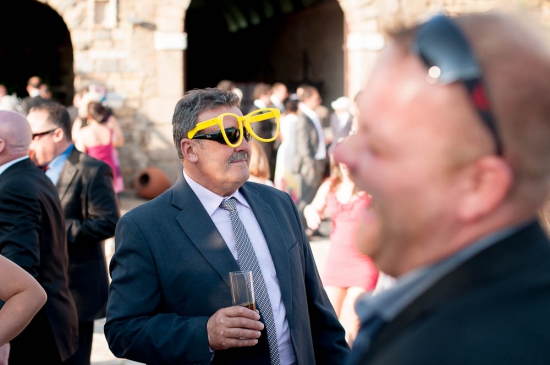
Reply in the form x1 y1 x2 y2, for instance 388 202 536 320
98 59 118 72
75 58 95 74
93 29 112 40
63 2 88 29
156 51 183 96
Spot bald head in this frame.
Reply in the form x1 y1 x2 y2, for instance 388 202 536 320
0 111 32 165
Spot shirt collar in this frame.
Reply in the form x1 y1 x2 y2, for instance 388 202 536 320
0 156 28 176
183 170 250 216
47 144 73 171
254 99 267 109
356 222 530 323
299 103 319 122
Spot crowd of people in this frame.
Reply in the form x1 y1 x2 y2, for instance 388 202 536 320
2 9 550 365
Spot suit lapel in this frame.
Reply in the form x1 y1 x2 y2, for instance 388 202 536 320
172 177 239 289
56 149 79 202
240 183 293 324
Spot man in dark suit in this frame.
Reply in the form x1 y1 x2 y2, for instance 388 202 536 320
334 13 550 364
27 103 119 365
293 85 326 229
105 88 349 364
0 110 78 365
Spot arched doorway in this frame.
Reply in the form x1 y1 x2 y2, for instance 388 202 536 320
0 0 74 105
185 0 344 108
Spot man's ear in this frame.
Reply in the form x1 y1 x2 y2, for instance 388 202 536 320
181 139 198 163
52 128 65 143
0 138 5 154
456 155 513 222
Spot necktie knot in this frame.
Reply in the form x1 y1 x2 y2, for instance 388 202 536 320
220 197 237 212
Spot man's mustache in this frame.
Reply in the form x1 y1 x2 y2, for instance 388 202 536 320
229 152 248 163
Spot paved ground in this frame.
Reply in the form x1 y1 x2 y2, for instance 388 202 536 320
91 191 331 364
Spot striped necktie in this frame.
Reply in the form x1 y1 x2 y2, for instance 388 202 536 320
220 197 281 365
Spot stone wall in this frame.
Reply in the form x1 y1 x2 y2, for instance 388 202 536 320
36 0 550 187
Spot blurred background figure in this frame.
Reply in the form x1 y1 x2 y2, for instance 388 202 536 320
216 79 236 91
274 95 301 202
327 96 353 155
0 254 47 348
250 82 278 179
216 79 242 105
39 84 52 101
21 76 47 114
294 85 326 233
67 87 87 124
248 139 274 186
0 84 23 113
270 82 288 113
304 159 378 345
75 101 125 194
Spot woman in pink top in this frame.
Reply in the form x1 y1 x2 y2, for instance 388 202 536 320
75 102 124 193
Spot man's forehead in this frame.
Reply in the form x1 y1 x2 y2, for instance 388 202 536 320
197 106 242 124
27 109 50 125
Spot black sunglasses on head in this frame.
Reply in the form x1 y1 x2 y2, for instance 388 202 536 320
412 15 503 155
192 127 252 145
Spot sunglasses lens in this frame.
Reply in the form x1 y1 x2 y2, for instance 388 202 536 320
224 128 240 144
414 15 480 84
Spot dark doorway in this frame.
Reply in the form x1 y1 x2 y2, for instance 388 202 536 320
0 0 74 105
185 0 344 107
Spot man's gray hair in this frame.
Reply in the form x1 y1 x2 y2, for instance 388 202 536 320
172 88 240 160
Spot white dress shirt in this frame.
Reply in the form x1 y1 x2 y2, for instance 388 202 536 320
183 171 297 365
299 103 326 160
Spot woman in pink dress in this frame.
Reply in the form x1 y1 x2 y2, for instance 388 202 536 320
304 161 378 345
75 102 124 193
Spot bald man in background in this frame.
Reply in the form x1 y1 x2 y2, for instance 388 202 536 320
0 111 78 365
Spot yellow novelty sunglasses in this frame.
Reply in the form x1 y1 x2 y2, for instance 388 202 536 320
187 108 280 148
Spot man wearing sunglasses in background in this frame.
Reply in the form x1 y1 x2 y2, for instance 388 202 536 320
105 88 350 365
335 12 550 365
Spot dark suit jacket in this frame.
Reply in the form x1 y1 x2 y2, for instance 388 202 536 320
292 111 325 212
0 158 78 362
58 148 119 322
105 176 350 365
352 221 550 365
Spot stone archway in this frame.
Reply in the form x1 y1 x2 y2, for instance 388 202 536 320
1 1 74 105
185 0 345 107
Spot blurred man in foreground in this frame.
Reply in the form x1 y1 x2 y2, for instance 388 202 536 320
335 12 550 364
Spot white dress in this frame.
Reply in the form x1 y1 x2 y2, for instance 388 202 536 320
274 114 301 202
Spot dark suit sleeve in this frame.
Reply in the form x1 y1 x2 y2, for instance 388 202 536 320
105 214 212 365
292 115 315 174
0 180 41 278
65 163 119 245
286 192 351 364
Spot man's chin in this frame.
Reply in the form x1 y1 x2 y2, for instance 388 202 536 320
355 208 381 257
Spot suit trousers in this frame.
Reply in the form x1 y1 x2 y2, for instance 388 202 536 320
67 321 94 365
9 309 70 365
